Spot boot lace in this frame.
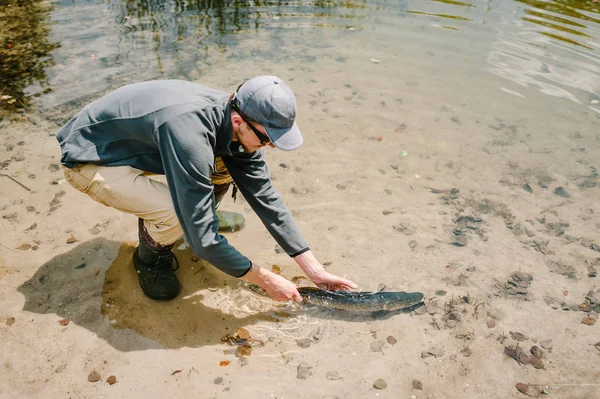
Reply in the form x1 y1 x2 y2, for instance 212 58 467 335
153 251 180 281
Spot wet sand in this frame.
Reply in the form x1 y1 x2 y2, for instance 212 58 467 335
1 56 600 399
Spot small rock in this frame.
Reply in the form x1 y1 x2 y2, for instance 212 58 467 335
516 383 529 394
452 235 468 246
370 340 385 353
326 371 341 380
487 319 496 328
16 244 31 250
373 378 387 390
510 331 528 341
414 306 427 315
106 375 117 385
297 363 312 379
554 186 569 198
579 302 592 312
54 364 66 374
530 346 543 359
66 236 77 244
88 370 101 382
446 319 458 328
522 184 533 193
279 163 288 170
540 339 552 349
435 290 447 296
386 336 397 345
213 377 223 384
412 380 423 390
408 240 417 249
530 356 545 369
582 317 596 326
59 319 70 326
336 184 346 190
6 317 15 326
296 338 311 348
382 210 393 215
461 347 472 357
421 346 444 358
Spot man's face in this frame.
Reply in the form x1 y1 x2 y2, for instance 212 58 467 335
233 114 276 152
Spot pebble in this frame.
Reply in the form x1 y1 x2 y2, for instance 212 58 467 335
297 363 312 379
386 336 397 345
516 383 529 394
409 240 417 249
582 317 596 326
435 290 447 296
461 347 472 357
421 346 444 358
214 377 223 384
446 319 458 328
414 305 427 315
296 338 311 348
510 331 528 341
370 340 385 353
540 339 552 349
66 236 78 244
6 317 15 326
279 163 288 170
487 319 496 328
554 186 570 198
373 378 387 389
452 235 468 246
87 370 101 382
412 380 423 390
522 184 533 193
326 371 341 380
382 210 393 215
106 375 117 385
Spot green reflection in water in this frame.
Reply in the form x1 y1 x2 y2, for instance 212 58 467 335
539 31 593 50
517 0 599 51
523 17 592 39
524 9 587 29
516 0 600 26
429 0 476 8
105 0 365 74
0 0 60 118
407 10 471 21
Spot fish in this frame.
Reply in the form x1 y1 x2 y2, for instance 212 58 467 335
248 284 424 312
297 287 424 311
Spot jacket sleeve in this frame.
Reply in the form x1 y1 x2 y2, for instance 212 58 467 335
222 149 309 257
155 112 252 277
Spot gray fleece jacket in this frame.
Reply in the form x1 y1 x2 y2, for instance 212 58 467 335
56 80 309 277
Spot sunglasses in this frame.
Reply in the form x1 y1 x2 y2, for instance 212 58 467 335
230 97 271 146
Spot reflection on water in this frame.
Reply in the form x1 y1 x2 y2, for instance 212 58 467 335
0 0 599 117
0 0 60 118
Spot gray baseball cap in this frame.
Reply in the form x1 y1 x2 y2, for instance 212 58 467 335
232 76 303 151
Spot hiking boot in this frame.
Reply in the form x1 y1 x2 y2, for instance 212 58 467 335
134 218 181 300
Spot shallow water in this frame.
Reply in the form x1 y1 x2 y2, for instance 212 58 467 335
1 0 599 117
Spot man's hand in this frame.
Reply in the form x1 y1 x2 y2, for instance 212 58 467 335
310 271 358 291
294 250 358 291
241 263 302 302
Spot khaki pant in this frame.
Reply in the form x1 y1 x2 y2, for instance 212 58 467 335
63 157 232 245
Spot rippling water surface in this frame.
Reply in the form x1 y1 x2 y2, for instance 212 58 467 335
1 0 599 116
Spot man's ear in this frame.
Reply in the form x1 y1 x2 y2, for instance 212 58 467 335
231 113 244 128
